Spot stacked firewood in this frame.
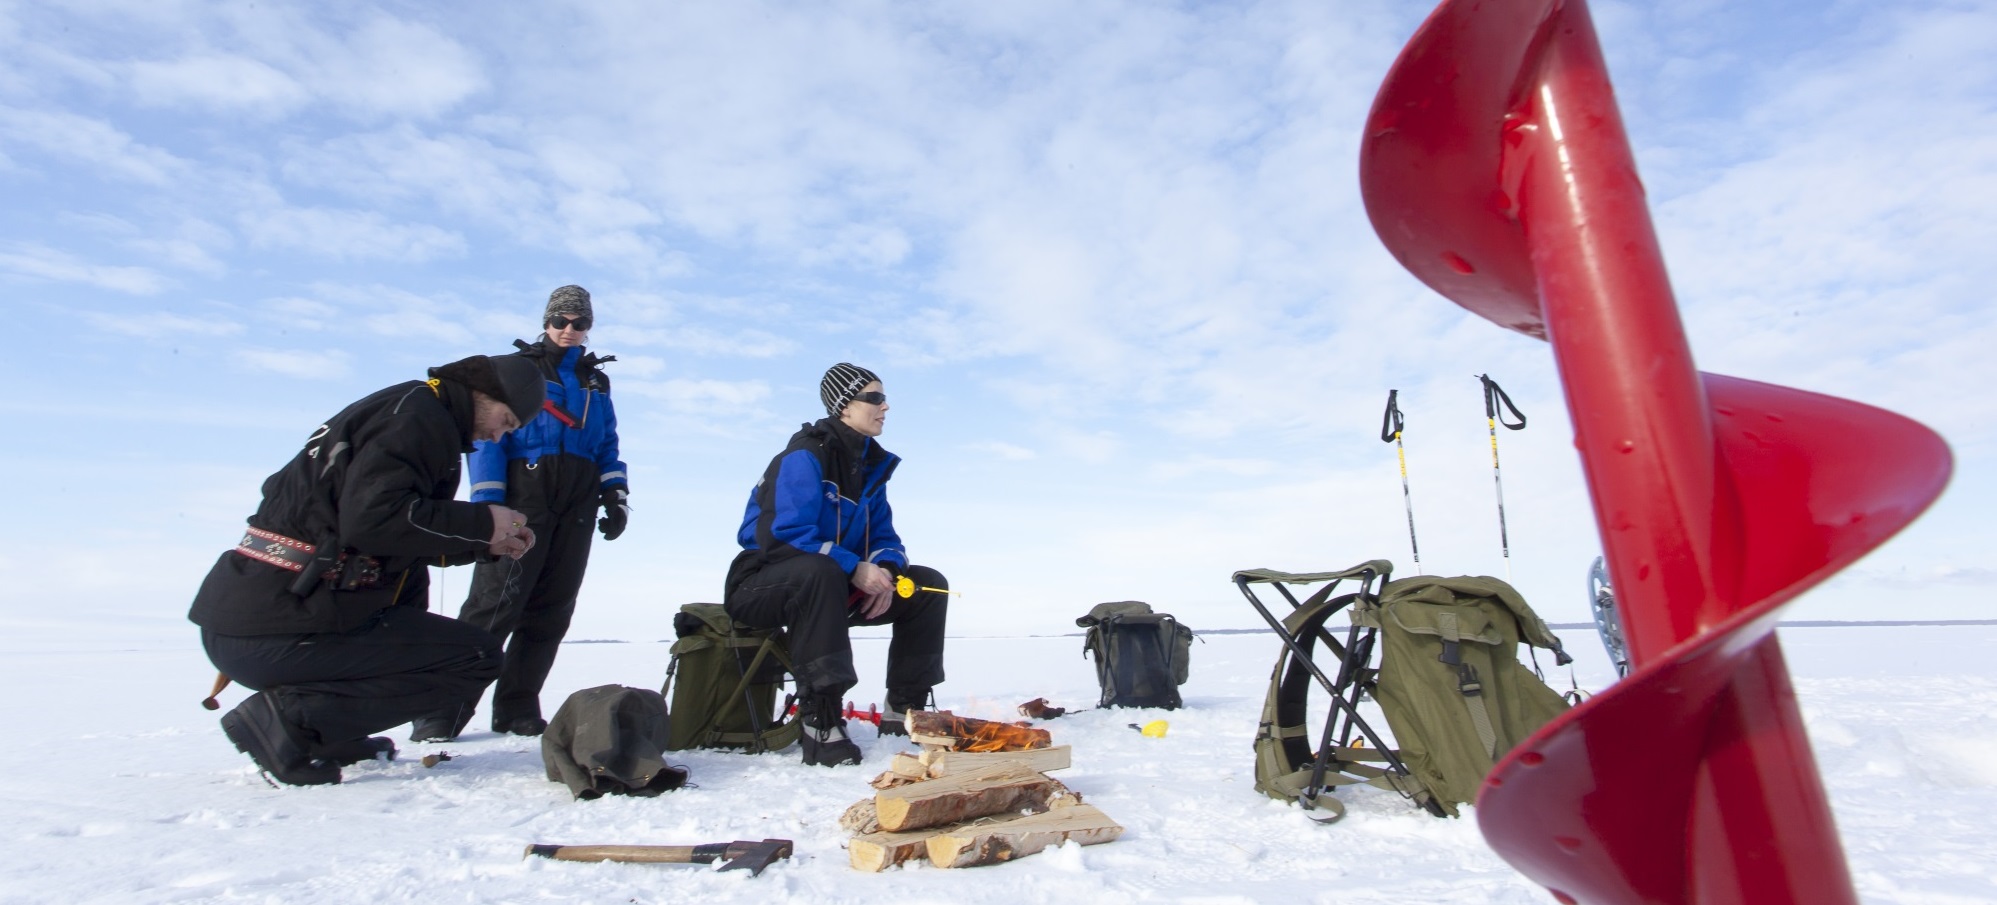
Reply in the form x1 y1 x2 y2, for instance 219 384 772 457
839 710 1124 871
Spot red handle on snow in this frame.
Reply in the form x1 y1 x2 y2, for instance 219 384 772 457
1359 3 1951 904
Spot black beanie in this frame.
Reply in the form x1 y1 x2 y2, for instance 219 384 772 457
429 355 547 425
820 362 880 416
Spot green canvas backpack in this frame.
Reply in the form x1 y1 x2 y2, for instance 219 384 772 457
1253 572 1571 818
659 603 801 753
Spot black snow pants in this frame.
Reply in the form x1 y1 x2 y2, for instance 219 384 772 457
446 455 599 730
201 572 503 752
724 553 947 706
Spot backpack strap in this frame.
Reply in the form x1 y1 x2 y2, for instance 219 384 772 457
1437 611 1499 760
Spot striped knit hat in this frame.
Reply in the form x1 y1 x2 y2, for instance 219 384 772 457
820 362 881 416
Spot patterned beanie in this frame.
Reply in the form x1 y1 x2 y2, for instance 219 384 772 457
544 285 593 323
820 362 881 416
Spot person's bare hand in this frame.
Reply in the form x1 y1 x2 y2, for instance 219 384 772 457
487 505 533 558
852 562 895 619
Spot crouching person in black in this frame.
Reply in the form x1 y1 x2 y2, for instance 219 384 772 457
187 355 546 786
724 363 948 767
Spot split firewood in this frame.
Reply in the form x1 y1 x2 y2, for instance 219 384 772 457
890 752 929 779
921 745 1071 778
839 798 881 835
905 710 1051 752
848 824 950 872
869 769 925 791
925 803 1124 869
874 763 1072 833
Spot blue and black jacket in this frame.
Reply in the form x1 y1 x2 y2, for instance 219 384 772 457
727 417 906 591
467 339 627 514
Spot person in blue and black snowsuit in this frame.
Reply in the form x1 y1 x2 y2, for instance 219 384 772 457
724 362 949 767
412 285 631 741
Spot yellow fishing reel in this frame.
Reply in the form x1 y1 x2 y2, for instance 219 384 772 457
894 575 959 599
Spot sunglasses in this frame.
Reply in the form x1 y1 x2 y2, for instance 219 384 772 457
851 391 887 406
547 315 593 331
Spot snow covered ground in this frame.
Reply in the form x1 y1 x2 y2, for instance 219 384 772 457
4 623 1994 904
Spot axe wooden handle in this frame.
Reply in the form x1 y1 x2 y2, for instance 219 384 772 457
525 844 705 864
523 839 702 859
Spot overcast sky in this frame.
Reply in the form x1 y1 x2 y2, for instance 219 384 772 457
2 0 1991 649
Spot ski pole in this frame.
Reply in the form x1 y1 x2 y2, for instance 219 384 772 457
1380 389 1422 575
1477 374 1527 581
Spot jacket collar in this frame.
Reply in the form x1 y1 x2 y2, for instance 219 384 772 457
435 378 480 452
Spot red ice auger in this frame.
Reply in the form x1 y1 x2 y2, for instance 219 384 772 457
1358 2 1952 904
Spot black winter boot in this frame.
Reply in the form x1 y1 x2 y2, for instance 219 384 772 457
313 736 396 767
496 716 548 737
220 692 340 786
879 688 934 738
410 703 474 743
799 696 862 767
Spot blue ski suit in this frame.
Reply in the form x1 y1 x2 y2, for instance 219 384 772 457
435 338 626 734
724 417 946 707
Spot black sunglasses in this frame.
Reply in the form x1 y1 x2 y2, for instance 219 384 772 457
547 314 592 331
851 391 887 405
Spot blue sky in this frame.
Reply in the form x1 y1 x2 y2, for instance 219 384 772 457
2 0 1991 647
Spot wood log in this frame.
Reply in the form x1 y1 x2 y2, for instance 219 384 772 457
925 804 1124 868
921 745 1071 778
874 762 1071 833
905 710 1052 752
839 798 880 835
890 752 929 779
848 825 946 872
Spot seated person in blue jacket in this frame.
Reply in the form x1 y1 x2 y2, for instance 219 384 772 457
723 363 948 766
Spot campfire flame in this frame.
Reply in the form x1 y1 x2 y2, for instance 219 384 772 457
943 714 1051 752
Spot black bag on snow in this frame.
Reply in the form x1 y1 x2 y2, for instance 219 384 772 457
1077 601 1195 709
542 684 689 800
659 603 801 753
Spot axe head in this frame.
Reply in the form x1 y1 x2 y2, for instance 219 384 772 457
718 838 793 876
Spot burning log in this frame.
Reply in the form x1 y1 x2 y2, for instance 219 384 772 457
925 803 1124 869
905 710 1051 752
873 762 1074 833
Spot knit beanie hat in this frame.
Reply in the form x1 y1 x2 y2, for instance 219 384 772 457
430 355 547 425
544 285 593 323
820 362 881 416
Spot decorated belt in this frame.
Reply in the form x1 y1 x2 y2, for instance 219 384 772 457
232 527 382 587
234 526 319 572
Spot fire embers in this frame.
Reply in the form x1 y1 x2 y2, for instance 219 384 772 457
907 710 1051 752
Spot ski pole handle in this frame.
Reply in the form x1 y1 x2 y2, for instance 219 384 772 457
1380 389 1404 442
1479 374 1526 430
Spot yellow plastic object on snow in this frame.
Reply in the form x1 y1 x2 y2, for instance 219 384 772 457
1136 720 1169 738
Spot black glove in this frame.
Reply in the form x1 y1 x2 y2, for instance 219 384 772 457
598 487 629 541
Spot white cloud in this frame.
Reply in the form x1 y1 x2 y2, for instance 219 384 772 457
83 310 240 338
965 440 1036 461
236 347 351 380
0 242 166 294
625 378 772 414
128 54 308 114
0 107 186 184
240 207 466 262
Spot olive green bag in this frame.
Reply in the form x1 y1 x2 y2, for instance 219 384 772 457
1253 571 1571 818
659 603 801 753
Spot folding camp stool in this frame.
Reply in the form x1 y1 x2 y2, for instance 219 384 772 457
1235 560 1448 821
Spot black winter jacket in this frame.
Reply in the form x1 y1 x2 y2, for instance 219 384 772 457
188 379 498 635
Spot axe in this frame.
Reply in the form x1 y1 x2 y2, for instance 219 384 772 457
524 838 793 876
